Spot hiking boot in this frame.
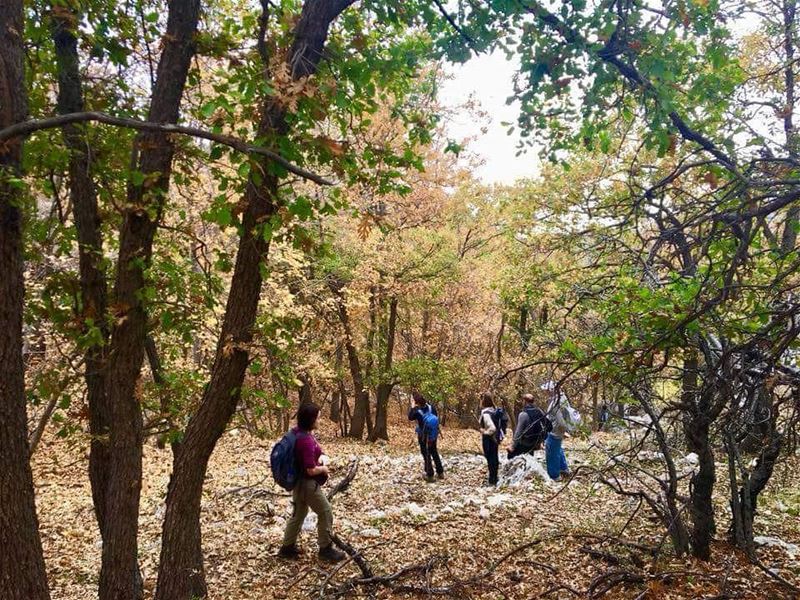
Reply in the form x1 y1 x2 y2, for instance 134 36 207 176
560 470 572 479
425 475 436 483
277 544 302 559
319 544 346 563
436 472 444 480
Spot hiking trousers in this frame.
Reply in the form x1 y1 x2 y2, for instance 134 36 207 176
418 437 443 477
544 433 569 479
282 478 333 548
482 435 499 485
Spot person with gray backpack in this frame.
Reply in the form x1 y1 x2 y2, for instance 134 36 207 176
507 393 551 459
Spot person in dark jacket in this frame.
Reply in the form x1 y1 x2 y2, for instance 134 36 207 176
478 392 500 485
507 393 550 459
408 391 444 482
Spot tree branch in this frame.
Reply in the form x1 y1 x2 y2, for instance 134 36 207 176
0 111 333 185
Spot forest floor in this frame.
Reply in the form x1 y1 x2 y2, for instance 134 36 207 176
33 416 800 599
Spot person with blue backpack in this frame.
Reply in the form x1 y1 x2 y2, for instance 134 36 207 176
408 391 444 482
478 392 507 486
273 403 346 562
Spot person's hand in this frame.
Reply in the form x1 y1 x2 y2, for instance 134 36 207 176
318 465 330 475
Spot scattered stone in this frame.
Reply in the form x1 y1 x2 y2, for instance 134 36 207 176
301 513 318 532
360 528 381 538
754 536 799 560
498 454 553 487
479 507 491 520
403 502 426 517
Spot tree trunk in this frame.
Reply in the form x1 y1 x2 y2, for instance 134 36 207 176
370 297 398 442
519 305 530 350
154 3 355 598
330 345 343 423
684 414 715 560
298 372 313 407
51 6 112 536
99 1 201 598
0 1 51 596
681 351 716 560
336 293 371 439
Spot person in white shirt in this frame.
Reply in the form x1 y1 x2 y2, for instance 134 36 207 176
479 392 500 485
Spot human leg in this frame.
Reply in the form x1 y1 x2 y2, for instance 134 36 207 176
430 440 444 476
482 436 499 485
544 434 562 480
281 481 309 549
419 437 433 478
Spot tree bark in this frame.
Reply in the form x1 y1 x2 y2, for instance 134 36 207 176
680 352 716 559
336 289 371 439
0 1 51 597
298 372 313 406
51 4 113 538
371 297 398 442
99 1 201 598
154 3 356 598
330 345 343 423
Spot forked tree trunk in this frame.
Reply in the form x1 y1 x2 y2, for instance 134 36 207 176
154 3 356 598
51 4 112 538
99 1 201 598
336 293 371 439
0 2 51 597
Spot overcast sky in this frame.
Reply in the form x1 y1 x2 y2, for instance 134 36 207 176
440 52 540 185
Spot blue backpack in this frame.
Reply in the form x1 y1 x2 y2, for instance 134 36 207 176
270 429 305 491
422 411 439 442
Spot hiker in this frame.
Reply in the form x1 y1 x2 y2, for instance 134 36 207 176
408 391 444 482
478 392 504 485
278 403 346 562
544 384 580 480
598 403 610 431
507 393 550 459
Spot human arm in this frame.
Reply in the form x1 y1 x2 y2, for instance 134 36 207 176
479 412 496 436
306 465 329 477
512 412 530 444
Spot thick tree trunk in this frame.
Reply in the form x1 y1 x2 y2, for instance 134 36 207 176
371 297 398 442
99 1 201 598
155 169 277 600
154 3 355 598
684 414 715 560
51 5 112 537
0 2 51 597
680 352 716 559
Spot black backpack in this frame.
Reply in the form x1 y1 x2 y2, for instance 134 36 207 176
491 408 509 442
519 406 550 450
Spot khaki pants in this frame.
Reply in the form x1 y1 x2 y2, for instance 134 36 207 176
282 478 333 548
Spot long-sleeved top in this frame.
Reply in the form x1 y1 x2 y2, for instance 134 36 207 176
512 405 546 445
479 408 497 437
546 396 569 439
